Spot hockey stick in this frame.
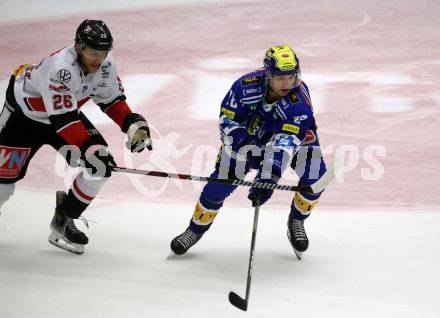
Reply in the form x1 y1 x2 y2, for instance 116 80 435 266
229 194 261 311
112 164 334 194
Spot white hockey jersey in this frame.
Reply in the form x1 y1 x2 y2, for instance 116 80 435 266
12 45 130 147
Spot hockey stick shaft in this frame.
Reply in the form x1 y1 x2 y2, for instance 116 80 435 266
229 195 261 311
113 165 334 194
245 195 260 302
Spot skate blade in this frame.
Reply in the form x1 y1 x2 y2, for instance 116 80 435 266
287 231 303 261
48 231 85 255
166 251 178 259
293 249 303 260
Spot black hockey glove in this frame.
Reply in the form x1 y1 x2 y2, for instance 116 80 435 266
80 140 116 178
122 113 152 153
248 172 280 207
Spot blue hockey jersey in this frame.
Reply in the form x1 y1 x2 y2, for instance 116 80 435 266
219 68 318 164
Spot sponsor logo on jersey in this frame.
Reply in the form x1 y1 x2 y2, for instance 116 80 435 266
82 85 88 93
288 92 300 104
0 146 31 178
282 123 300 134
101 65 110 78
221 107 235 120
247 115 263 135
244 88 260 95
57 69 71 83
274 134 298 149
48 84 68 92
303 130 317 145
241 75 262 86
277 137 290 147
50 78 64 85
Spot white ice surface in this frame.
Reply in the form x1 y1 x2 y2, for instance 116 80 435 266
191 74 234 120
1 190 439 318
81 73 176 125
370 96 413 113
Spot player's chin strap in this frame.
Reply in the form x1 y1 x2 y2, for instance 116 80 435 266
112 160 337 194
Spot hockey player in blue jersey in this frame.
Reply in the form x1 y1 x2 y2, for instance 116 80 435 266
171 45 327 259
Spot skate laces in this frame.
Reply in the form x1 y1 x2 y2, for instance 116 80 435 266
78 216 97 229
62 216 96 233
178 229 202 248
63 217 83 234
290 219 307 241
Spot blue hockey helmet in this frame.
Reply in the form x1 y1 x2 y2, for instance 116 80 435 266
264 45 301 77
75 19 113 51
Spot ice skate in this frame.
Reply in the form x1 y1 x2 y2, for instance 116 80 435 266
48 191 88 255
287 218 309 260
170 228 204 255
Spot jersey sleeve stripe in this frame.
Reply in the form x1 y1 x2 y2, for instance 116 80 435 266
24 97 46 112
49 111 90 147
275 106 287 120
97 95 127 112
299 85 312 106
77 96 92 108
103 99 132 129
240 94 263 101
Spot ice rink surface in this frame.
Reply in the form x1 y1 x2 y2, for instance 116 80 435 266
0 0 439 317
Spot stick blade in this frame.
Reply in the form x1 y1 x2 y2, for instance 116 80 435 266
310 159 337 194
229 292 248 311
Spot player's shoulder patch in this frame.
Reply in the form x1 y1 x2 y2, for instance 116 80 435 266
288 92 300 104
221 107 235 120
303 129 317 145
241 75 262 86
12 64 32 77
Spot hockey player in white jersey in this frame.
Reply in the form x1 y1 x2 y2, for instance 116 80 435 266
0 19 152 254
